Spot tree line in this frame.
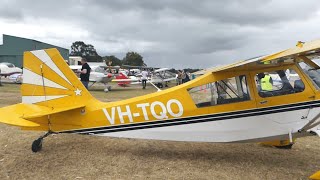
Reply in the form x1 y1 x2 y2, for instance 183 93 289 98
70 41 146 66
69 41 201 73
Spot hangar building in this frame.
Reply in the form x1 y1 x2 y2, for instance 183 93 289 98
0 34 69 67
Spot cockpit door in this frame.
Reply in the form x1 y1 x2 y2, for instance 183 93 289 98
250 65 316 123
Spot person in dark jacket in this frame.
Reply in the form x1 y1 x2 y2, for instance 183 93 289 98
78 58 91 89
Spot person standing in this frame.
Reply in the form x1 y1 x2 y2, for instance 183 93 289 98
141 69 148 89
78 58 91 89
260 73 273 91
177 70 182 85
181 70 187 84
184 71 190 83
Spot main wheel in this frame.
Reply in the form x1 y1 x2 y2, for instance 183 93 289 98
32 139 43 152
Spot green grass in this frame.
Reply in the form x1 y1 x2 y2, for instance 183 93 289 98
0 83 21 93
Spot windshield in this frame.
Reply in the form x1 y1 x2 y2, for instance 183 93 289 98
94 66 106 73
0 63 15 68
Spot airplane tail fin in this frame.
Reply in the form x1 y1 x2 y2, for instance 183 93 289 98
116 72 131 86
116 72 129 79
21 48 95 108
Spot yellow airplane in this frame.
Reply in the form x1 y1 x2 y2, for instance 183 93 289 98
0 40 320 156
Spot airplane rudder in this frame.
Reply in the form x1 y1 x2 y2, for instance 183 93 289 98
21 49 93 107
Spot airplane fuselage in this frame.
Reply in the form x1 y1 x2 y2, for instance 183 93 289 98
24 61 320 143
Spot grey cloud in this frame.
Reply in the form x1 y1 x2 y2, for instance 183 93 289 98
0 1 23 21
1 0 320 68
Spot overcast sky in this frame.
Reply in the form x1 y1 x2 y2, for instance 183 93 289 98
1 0 320 68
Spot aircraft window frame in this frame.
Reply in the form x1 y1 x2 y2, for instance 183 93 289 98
188 75 251 108
297 61 320 90
254 68 305 98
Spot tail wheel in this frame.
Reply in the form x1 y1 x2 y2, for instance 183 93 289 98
156 83 163 88
31 138 43 153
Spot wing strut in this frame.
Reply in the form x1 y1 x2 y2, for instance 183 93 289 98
299 112 320 132
148 80 161 91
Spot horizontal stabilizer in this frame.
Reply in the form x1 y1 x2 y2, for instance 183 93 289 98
23 104 85 119
0 103 85 127
0 105 40 127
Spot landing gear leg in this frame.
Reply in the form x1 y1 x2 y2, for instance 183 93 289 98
31 131 55 153
104 85 111 93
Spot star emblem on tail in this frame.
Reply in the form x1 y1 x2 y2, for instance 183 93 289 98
74 88 82 96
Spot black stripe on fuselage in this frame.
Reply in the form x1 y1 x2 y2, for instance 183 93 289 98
61 100 320 135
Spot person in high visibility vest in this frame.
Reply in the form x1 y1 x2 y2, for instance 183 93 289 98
259 73 273 91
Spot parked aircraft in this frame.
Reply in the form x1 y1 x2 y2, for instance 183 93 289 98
122 66 177 88
150 68 177 88
1 40 320 158
70 65 136 92
0 62 22 77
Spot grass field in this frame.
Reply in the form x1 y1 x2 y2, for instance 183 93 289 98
0 83 320 179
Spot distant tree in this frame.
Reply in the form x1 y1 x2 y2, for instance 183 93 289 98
103 55 122 66
70 41 102 62
122 52 146 66
183 68 201 73
70 41 86 57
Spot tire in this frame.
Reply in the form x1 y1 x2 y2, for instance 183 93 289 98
32 139 43 152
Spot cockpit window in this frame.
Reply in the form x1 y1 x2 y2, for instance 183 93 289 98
298 62 320 89
255 69 305 98
188 75 250 108
95 66 106 73
1 63 15 68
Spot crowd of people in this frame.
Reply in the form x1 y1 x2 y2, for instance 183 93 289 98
77 58 194 90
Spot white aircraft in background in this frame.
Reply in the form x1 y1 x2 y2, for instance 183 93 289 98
149 68 177 88
70 65 137 92
0 62 23 83
122 65 177 89
0 62 22 77
125 69 176 89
